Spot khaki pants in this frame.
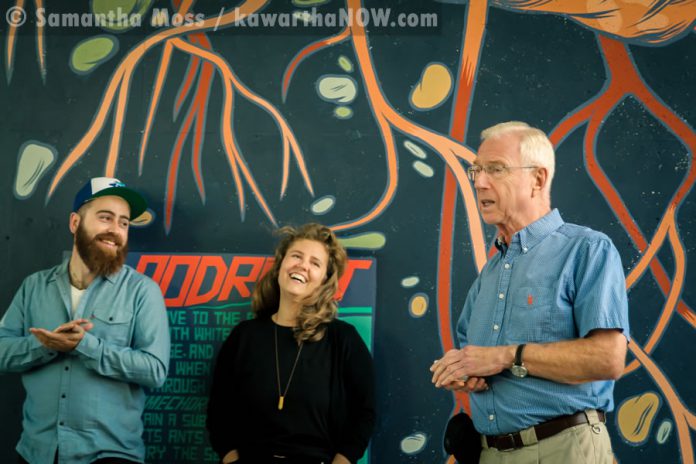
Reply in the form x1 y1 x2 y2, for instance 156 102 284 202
480 411 614 464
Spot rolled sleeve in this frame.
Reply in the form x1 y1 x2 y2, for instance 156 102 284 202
573 238 630 341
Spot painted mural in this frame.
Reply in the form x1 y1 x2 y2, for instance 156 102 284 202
1 0 695 463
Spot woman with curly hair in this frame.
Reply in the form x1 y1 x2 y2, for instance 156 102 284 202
206 223 375 464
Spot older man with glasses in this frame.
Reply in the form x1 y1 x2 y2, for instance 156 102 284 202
431 121 630 464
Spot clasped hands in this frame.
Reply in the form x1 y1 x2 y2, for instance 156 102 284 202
30 318 94 352
430 345 512 392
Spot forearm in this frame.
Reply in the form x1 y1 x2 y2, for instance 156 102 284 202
74 332 169 387
207 336 242 458
433 330 627 386
523 330 627 384
206 404 241 459
337 329 375 463
0 335 57 372
0 289 57 372
336 407 375 463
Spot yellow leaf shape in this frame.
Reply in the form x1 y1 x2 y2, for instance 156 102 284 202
409 294 429 317
130 209 154 227
617 392 661 444
410 63 452 110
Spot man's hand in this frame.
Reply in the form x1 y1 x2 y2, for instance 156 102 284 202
29 318 94 352
221 450 239 463
440 376 489 393
332 453 351 464
53 319 94 334
430 345 514 387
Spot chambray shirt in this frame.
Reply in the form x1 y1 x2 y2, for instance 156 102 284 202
457 209 630 435
0 259 170 464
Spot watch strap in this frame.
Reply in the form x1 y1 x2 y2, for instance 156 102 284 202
514 344 526 366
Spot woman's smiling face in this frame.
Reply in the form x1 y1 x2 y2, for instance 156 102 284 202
277 239 329 302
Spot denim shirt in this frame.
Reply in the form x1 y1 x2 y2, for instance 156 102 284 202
457 209 630 435
0 259 170 464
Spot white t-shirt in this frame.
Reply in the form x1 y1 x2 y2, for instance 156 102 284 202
70 285 86 315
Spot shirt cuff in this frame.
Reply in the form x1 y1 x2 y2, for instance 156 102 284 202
29 335 59 361
74 331 100 359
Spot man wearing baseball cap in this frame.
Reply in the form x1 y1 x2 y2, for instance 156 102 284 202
0 177 170 464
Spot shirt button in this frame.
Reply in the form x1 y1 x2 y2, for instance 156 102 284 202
61 394 66 399
59 421 65 426
493 324 500 331
64 366 69 371
504 263 510 269
489 414 495 421
498 293 505 299
522 247 528 253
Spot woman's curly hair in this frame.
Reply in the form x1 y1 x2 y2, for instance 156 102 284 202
251 223 347 342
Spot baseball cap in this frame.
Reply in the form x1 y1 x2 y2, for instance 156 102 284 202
73 177 147 220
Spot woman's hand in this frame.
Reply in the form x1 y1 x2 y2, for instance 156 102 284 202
332 453 351 464
222 449 240 463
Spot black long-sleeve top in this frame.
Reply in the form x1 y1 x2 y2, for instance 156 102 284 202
206 317 375 463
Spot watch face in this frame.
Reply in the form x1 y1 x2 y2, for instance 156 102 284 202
511 365 528 378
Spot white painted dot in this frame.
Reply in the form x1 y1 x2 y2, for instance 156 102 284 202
404 140 427 159
656 420 672 444
310 196 336 215
400 432 428 455
413 160 434 178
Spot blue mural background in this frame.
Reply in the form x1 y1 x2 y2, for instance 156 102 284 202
1 0 694 462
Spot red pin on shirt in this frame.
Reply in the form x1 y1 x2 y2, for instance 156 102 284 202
527 294 533 305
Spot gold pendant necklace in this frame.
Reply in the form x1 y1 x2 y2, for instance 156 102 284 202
274 321 303 411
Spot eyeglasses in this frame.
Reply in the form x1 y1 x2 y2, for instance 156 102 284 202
467 164 538 182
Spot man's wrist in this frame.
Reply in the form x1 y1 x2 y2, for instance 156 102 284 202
510 344 529 378
506 345 517 368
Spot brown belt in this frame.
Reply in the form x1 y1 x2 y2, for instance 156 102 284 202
485 410 606 451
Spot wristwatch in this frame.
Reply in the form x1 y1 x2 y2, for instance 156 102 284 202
510 344 528 378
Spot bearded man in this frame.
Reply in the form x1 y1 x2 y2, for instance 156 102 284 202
0 177 170 464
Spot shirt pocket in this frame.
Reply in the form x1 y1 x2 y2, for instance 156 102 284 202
90 306 134 346
506 286 554 343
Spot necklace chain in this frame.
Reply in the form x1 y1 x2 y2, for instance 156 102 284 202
274 322 303 411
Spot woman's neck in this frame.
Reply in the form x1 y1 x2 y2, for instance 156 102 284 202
274 299 300 327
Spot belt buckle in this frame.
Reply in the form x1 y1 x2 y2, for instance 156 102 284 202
499 432 520 451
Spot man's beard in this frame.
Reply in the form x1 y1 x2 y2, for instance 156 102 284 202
75 222 128 277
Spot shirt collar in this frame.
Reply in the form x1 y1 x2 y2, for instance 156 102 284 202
48 258 70 283
495 209 564 253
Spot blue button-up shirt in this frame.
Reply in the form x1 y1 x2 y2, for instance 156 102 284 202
457 209 630 435
0 259 170 464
